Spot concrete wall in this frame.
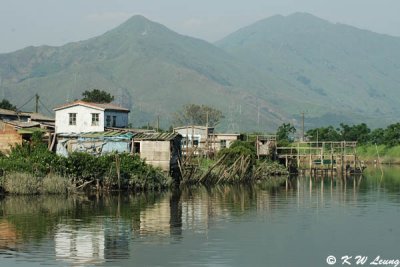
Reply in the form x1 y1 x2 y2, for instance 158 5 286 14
55 105 104 134
139 141 171 172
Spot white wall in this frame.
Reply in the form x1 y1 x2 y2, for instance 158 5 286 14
104 111 129 128
55 105 104 134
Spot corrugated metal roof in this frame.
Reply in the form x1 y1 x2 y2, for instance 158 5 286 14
21 112 55 122
18 127 46 134
0 108 30 117
80 130 134 139
133 132 181 141
3 120 41 128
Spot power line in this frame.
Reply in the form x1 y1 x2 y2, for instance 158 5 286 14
17 95 35 111
38 98 54 115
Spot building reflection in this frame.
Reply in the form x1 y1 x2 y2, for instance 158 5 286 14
55 224 105 265
0 176 375 265
0 220 18 250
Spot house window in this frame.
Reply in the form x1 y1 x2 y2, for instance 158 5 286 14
220 140 227 149
106 115 111 127
112 116 117 127
91 113 99 126
69 113 76 125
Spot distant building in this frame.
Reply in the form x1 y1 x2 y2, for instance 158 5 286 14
210 133 241 151
53 101 130 134
173 125 214 150
173 125 241 154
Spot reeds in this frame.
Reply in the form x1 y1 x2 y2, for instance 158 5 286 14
1 172 72 195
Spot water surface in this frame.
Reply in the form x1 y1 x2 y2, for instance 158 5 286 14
1 166 400 266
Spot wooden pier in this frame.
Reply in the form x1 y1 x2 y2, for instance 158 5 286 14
276 141 364 176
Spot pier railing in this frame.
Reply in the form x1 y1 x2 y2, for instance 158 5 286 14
275 141 361 174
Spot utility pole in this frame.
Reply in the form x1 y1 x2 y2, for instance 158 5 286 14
35 94 39 113
301 111 305 142
206 111 209 156
157 115 160 132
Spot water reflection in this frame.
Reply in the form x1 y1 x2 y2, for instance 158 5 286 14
0 169 400 266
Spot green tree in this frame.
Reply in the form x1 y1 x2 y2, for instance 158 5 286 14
173 104 224 127
81 89 114 103
339 123 370 144
0 99 17 111
370 128 385 145
276 123 296 145
382 123 400 147
306 126 340 142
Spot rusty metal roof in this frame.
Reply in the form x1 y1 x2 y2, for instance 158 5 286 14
21 112 55 122
133 132 181 141
2 120 41 128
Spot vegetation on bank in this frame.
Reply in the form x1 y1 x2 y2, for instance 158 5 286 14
356 145 400 164
0 133 288 195
0 132 169 194
301 122 400 163
181 141 288 185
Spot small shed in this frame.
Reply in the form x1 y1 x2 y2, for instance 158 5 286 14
256 135 277 158
133 132 182 174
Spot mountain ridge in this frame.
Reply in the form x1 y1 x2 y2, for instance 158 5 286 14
1 13 399 131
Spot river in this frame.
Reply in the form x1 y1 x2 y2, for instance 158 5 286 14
1 166 400 266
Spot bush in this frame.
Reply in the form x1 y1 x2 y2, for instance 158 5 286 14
217 141 256 166
0 133 169 192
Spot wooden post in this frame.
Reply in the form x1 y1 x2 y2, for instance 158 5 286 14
115 154 121 190
256 136 259 160
297 142 300 169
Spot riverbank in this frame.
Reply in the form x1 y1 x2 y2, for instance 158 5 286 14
357 144 400 164
0 140 288 195
0 141 170 194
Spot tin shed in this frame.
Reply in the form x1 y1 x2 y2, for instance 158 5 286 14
133 132 182 174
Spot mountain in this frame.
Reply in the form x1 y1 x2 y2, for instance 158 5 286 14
216 13 400 127
0 15 290 132
1 13 400 132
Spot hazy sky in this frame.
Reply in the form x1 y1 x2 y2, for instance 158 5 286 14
0 0 399 53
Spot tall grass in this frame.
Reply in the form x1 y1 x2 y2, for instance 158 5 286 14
357 145 400 164
2 172 72 195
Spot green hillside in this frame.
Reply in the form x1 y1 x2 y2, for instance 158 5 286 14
216 13 400 128
1 13 400 132
0 15 292 132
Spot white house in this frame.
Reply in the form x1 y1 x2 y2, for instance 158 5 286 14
53 101 130 134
